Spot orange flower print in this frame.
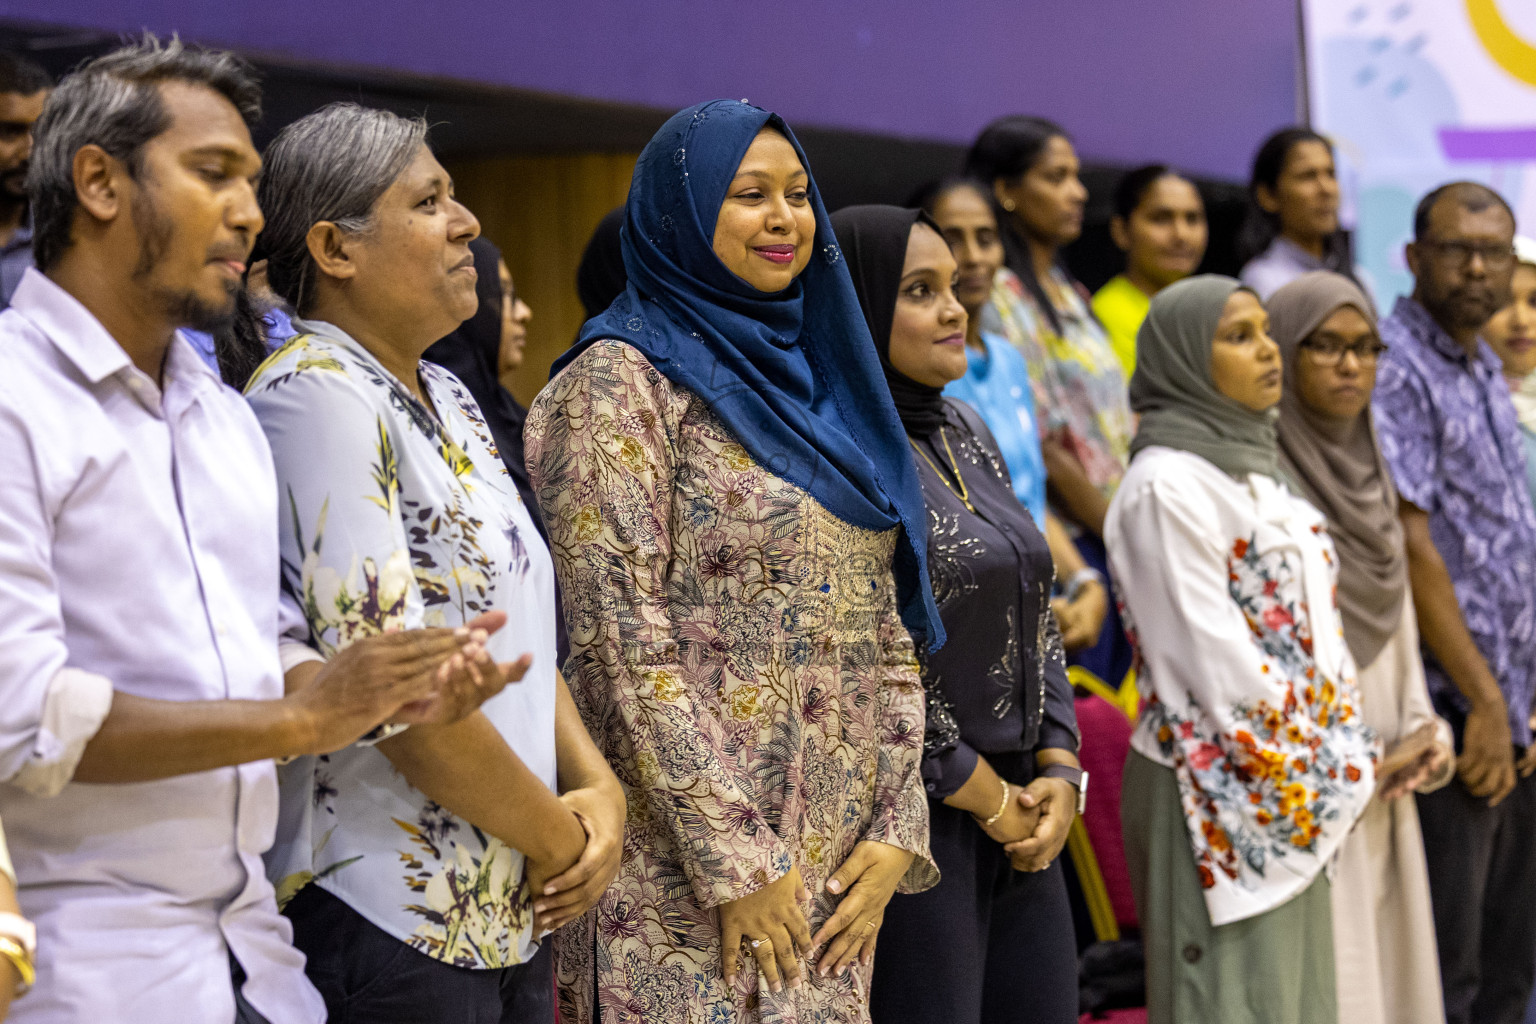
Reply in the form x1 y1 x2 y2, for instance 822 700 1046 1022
1232 538 1250 559
1198 863 1216 890
1345 764 1361 782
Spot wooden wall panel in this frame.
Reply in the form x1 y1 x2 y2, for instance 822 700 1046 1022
447 152 637 407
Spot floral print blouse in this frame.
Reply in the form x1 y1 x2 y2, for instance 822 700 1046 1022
1105 446 1378 926
246 322 560 969
980 266 1133 494
525 340 937 1024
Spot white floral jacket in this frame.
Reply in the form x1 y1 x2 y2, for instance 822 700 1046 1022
1106 446 1379 925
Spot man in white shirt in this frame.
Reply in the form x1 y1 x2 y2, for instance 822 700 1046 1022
0 36 500 1024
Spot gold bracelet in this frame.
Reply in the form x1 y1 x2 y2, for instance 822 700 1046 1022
982 779 1011 827
0 935 34 993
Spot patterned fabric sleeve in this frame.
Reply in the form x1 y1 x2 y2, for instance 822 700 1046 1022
865 593 939 894
527 342 793 908
247 369 424 650
1371 358 1440 513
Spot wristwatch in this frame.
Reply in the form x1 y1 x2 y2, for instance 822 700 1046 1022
0 911 36 994
1063 567 1105 603
1039 763 1089 816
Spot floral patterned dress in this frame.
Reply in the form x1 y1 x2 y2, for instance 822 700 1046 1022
980 266 1133 494
525 340 938 1024
1104 446 1378 926
246 321 560 969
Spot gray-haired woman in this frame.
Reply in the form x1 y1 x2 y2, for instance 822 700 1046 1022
246 102 624 1023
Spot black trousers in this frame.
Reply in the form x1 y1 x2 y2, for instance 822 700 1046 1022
1419 765 1536 1024
283 883 554 1024
869 782 1079 1024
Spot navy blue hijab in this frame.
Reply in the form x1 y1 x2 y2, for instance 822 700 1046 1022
554 99 944 650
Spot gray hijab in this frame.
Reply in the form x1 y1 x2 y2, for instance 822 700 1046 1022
1270 270 1404 667
1128 275 1280 480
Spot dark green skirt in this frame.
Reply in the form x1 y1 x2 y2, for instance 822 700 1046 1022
1120 751 1337 1024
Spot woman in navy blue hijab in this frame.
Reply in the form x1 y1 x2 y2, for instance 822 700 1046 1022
528 100 941 1024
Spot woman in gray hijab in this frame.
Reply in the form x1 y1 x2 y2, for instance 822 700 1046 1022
1270 270 1452 1024
1105 275 1377 1024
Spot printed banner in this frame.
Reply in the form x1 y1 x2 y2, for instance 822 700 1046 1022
1304 0 1536 304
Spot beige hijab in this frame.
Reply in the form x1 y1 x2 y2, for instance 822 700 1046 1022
1271 271 1405 668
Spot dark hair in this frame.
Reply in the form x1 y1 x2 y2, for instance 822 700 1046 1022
963 115 1067 184
1112 164 1183 221
0 52 51 96
906 175 989 216
28 35 261 273
1238 126 1339 267
1412 181 1514 240
962 115 1074 335
576 205 627 320
256 103 427 315
212 284 273 390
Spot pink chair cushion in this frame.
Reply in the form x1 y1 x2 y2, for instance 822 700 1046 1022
1074 695 1137 928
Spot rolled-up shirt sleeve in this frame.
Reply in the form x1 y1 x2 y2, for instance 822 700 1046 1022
0 401 114 796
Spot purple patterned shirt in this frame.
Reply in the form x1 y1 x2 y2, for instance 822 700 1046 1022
1373 296 1536 746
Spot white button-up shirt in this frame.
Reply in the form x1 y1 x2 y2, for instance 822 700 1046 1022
0 270 323 1023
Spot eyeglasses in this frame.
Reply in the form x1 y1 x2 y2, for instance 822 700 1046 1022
1418 239 1517 270
1298 339 1387 366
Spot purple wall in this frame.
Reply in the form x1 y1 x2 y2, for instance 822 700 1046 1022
7 0 1300 179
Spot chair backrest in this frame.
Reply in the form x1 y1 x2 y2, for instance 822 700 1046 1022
1068 666 1140 930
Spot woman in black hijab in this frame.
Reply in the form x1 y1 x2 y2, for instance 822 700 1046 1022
424 236 544 540
833 205 1081 1024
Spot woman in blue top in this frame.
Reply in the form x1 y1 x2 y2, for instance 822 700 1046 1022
917 177 1107 654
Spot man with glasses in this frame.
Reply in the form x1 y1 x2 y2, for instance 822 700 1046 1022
1373 181 1536 1024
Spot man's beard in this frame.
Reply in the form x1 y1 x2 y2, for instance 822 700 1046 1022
0 163 27 203
130 187 237 334
1425 282 1503 334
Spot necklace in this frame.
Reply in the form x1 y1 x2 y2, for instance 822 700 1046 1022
910 427 976 514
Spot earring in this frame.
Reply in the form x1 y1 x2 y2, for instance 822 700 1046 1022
1001 198 1016 212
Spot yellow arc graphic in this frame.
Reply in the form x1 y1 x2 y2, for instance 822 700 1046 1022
1468 0 1536 87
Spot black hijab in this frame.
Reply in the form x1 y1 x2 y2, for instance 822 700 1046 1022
576 206 628 320
831 205 949 436
423 237 544 536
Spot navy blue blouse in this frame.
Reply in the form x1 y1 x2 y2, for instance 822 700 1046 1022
913 399 1079 799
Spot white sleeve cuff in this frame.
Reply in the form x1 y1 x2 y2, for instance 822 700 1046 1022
10 668 114 798
279 640 324 677
0 820 13 886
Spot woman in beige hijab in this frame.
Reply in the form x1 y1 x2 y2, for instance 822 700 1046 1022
1270 271 1454 1024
